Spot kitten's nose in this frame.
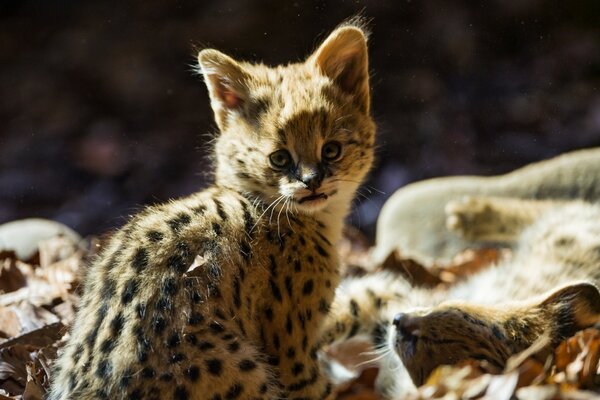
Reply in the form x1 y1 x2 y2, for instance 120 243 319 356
297 164 323 192
393 313 421 337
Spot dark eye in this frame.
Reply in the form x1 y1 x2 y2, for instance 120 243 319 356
322 141 342 161
269 149 293 169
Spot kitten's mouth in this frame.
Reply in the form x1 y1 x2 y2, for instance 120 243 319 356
297 193 328 204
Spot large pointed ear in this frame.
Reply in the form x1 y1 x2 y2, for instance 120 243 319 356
198 49 250 130
309 25 370 113
540 282 600 342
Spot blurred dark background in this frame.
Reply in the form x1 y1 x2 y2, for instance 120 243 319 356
1 0 599 239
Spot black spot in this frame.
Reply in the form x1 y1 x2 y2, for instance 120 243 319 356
161 276 178 296
285 276 293 297
156 297 173 312
167 333 180 348
147 230 164 243
167 254 187 274
350 299 360 317
240 241 251 261
302 280 314 295
225 383 243 399
100 278 116 300
267 355 280 366
209 321 224 334
136 303 147 319
233 278 241 309
185 333 197 345
99 338 115 354
269 279 283 302
492 325 505 340
286 315 293 334
128 388 143 400
259 383 268 394
315 244 329 258
188 312 204 326
238 359 257 372
141 366 156 379
110 312 125 336
159 373 174 382
152 315 167 334
307 255 314 264
291 362 304 376
273 333 280 350
174 385 189 400
193 204 207 215
372 323 388 347
287 346 296 358
168 212 192 233
264 307 274 321
227 341 240 353
206 358 223 375
318 299 330 314
190 289 202 304
95 359 111 379
170 353 186 363
132 247 149 271
119 371 131 389
269 254 278 276
214 199 228 220
347 321 360 338
198 340 215 351
286 366 318 392
134 325 150 363
212 222 222 235
121 279 139 304
317 231 332 246
294 260 301 272
242 206 254 235
184 365 200 382
302 335 308 352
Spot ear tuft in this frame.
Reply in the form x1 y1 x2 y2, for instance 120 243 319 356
309 25 370 112
198 49 249 128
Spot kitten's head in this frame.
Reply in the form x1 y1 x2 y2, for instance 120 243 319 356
198 22 375 215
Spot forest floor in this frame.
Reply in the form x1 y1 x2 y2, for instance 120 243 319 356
1 229 599 399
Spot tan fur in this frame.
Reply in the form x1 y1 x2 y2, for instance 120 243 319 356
374 148 600 265
49 22 375 400
323 197 600 398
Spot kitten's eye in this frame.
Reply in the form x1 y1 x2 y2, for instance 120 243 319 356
269 149 293 169
322 141 342 161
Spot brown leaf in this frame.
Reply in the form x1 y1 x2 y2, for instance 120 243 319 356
378 250 443 288
0 257 26 294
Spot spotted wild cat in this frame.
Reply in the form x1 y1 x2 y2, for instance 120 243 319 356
322 197 600 398
49 21 375 400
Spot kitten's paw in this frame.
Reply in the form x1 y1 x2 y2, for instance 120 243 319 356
445 196 496 240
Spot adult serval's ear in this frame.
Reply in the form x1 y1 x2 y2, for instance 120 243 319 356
539 282 600 343
198 49 250 130
308 23 370 113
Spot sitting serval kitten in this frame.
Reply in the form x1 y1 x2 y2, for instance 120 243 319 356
322 197 600 398
49 22 375 400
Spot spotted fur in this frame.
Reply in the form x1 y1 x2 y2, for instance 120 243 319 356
322 197 600 398
49 21 375 400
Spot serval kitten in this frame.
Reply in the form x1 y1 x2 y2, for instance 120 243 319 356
322 197 600 398
49 22 375 400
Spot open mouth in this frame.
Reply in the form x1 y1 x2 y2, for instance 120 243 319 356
298 193 328 204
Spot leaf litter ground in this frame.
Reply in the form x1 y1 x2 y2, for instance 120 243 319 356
0 230 599 399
